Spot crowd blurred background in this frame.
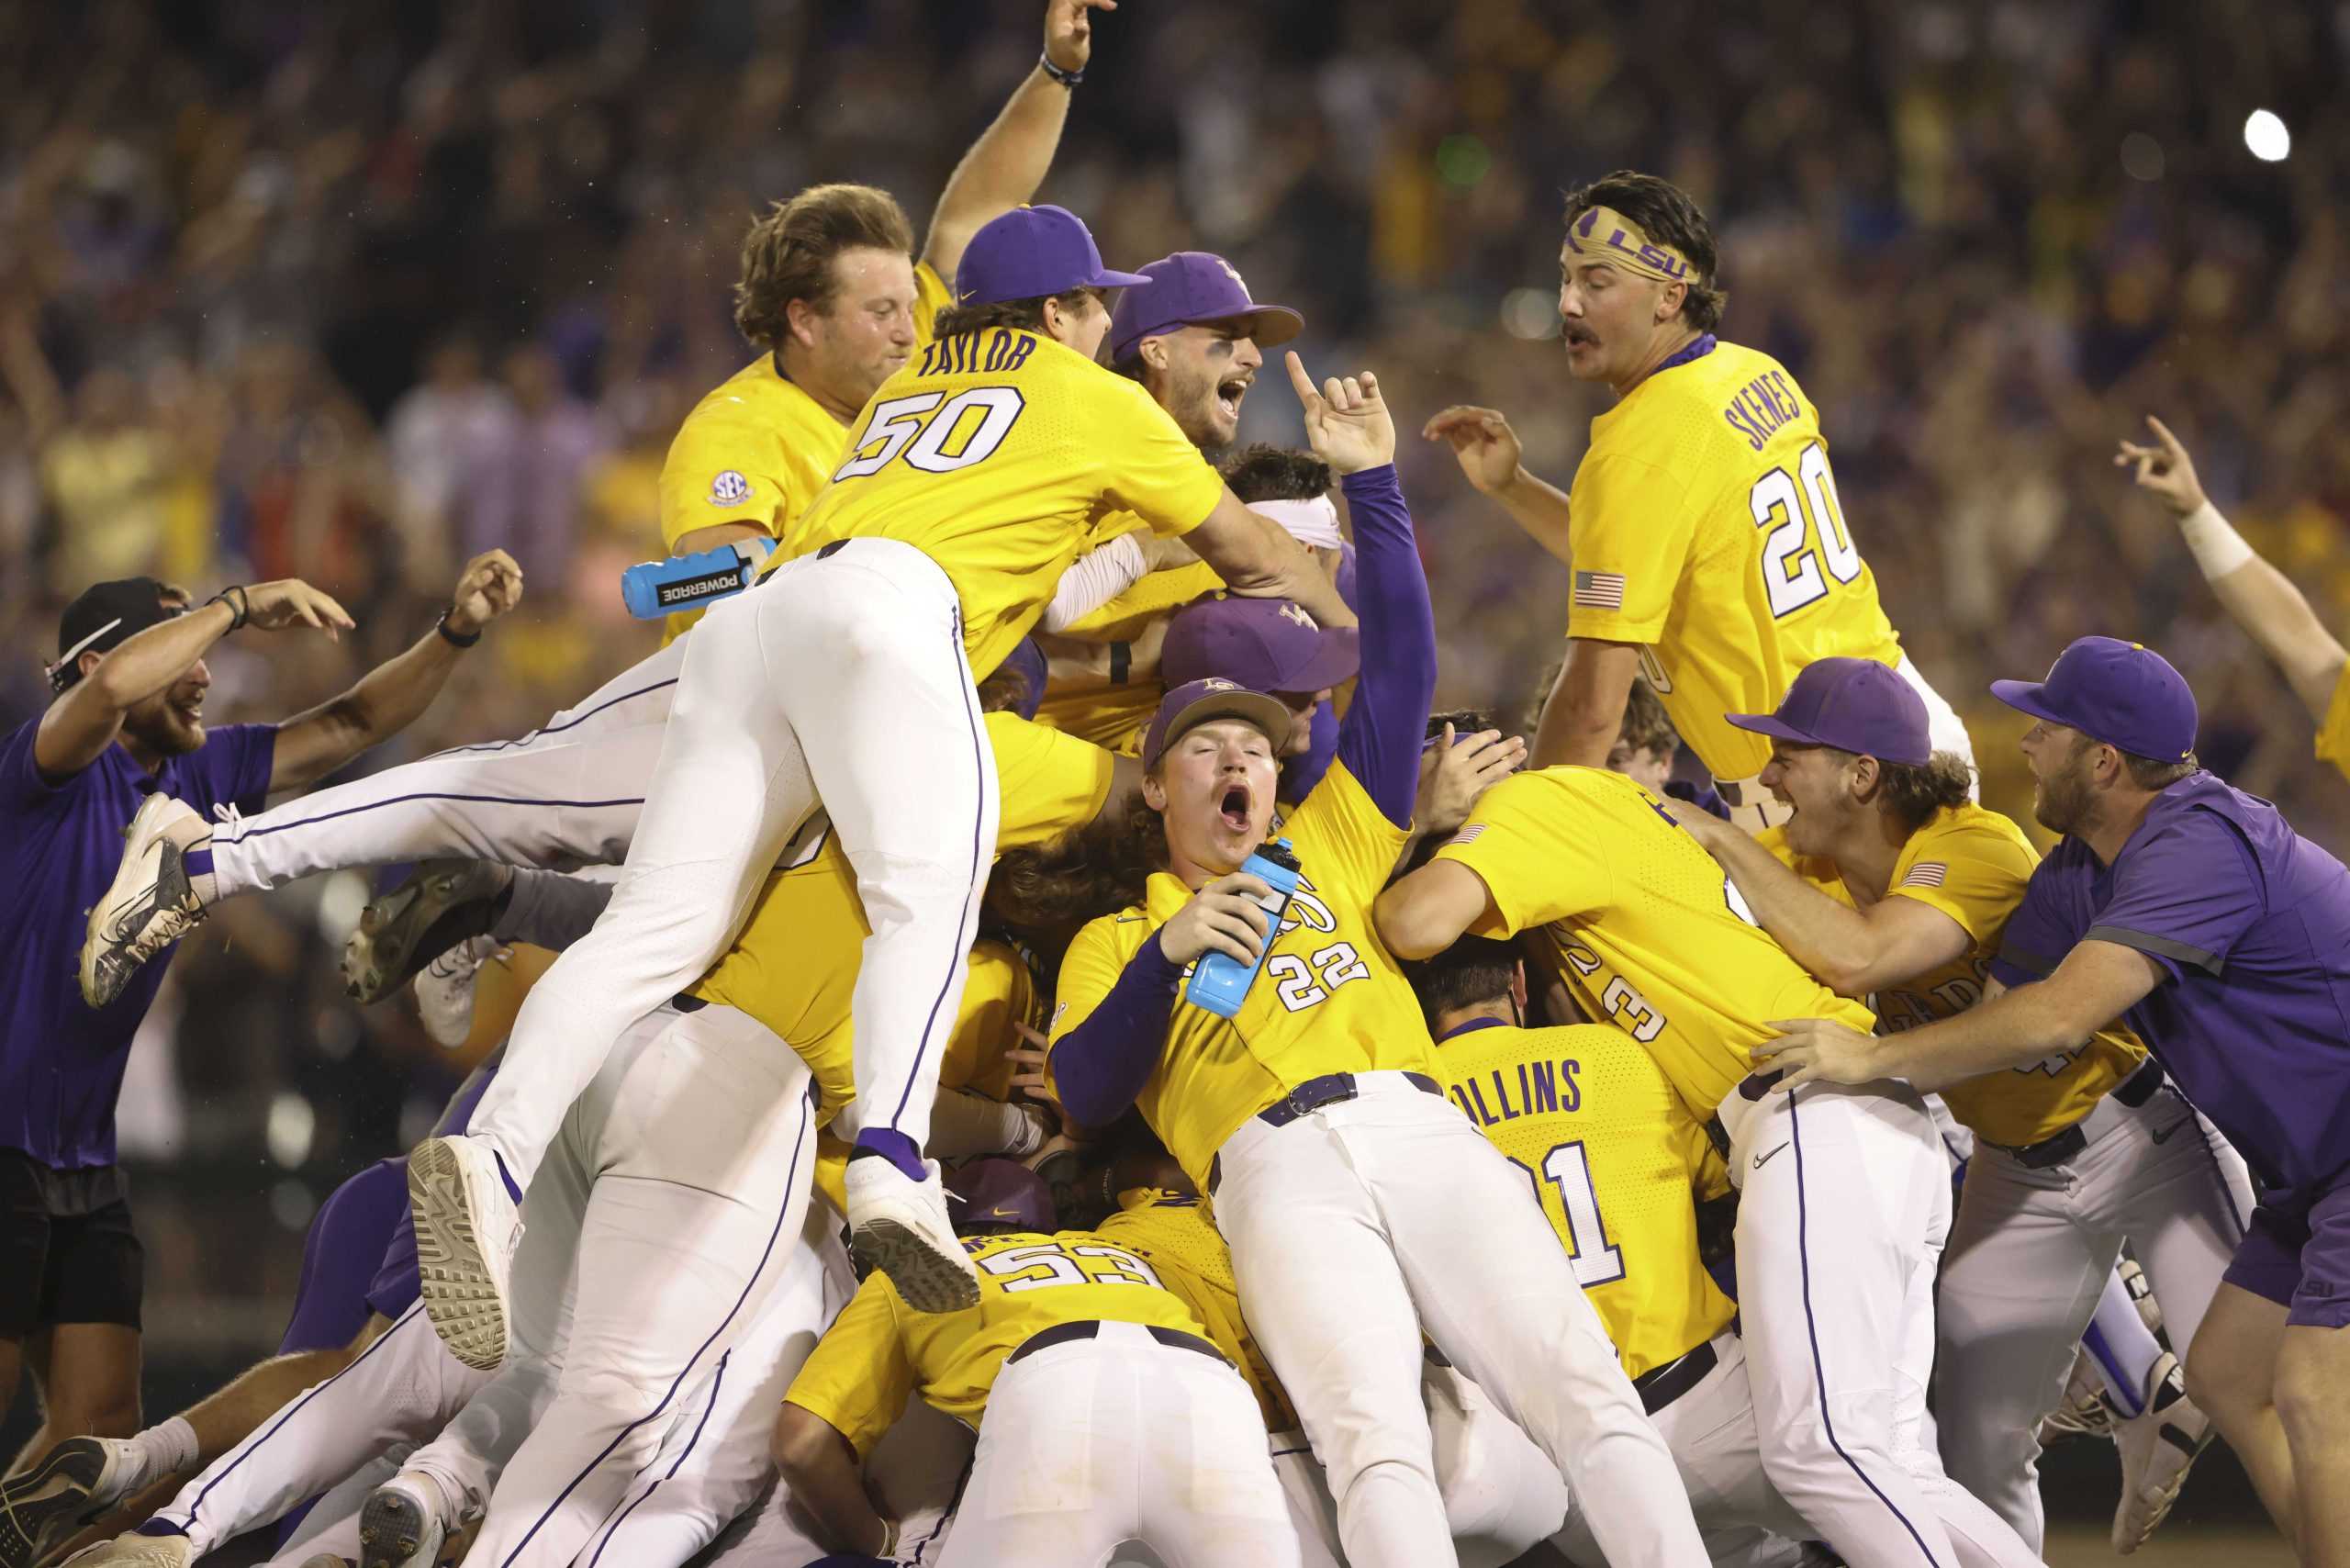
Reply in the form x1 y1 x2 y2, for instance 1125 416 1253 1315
3 0 2341 1535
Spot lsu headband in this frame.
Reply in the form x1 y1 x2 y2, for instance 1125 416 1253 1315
1249 496 1342 550
1565 204 1695 286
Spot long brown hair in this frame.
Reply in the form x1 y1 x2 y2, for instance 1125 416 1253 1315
988 794 1167 945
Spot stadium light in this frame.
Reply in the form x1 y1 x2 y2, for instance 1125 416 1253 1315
2244 108 2291 162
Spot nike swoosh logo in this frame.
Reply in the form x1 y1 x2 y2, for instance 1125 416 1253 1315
2150 1118 2192 1145
1753 1142 1789 1170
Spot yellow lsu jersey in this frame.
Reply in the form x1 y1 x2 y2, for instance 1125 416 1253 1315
1567 340 1904 780
1095 1188 1300 1433
1437 767 1877 1119
655 262 952 643
1437 1021 1734 1378
1050 761 1441 1192
781 1226 1214 1452
1758 804 2146 1148
1035 560 1227 754
2318 664 2350 785
789 328 1226 680
690 710 1113 1123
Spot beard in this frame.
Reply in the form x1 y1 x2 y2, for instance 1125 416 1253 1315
2032 759 2095 835
1165 364 1233 451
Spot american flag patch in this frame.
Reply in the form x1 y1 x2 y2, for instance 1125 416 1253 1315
1572 570 1627 610
1900 862 1949 889
1449 823 1486 846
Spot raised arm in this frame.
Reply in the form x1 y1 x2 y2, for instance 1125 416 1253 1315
1532 638 1641 769
1183 492 1355 631
270 551 522 790
919 0 1114 281
2118 414 2346 719
1422 405 1573 565
1328 463 1436 825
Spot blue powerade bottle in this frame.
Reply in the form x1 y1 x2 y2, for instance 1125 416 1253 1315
1184 838 1304 1019
620 536 777 620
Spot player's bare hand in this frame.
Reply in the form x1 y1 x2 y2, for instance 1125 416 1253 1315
1045 0 1115 74
241 578 357 642
1421 405 1526 495
1007 1024 1061 1106
1144 532 1201 572
1752 1018 1886 1092
1160 872 1276 967
1286 351 1394 476
446 549 524 636
1416 723 1527 837
1657 794 1733 848
2113 416 2208 518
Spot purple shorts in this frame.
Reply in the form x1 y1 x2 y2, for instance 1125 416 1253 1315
2222 1182 2350 1329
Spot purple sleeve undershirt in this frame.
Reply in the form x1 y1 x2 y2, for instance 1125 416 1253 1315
1280 699 1339 803
1052 929 1185 1129
1330 465 1437 828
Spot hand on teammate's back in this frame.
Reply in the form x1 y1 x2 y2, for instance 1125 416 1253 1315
1416 722 1528 837
1045 0 1116 74
2114 415 2208 518
1286 351 1394 476
1159 872 1277 967
447 548 527 637
240 578 358 641
1421 405 1526 495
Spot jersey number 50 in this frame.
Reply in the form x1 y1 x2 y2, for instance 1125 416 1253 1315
834 387 1026 482
1751 441 1860 620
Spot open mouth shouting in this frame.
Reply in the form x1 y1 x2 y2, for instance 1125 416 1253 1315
1218 784 1254 834
1215 369 1254 423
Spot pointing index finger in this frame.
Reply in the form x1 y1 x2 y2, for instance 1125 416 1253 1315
1284 350 1319 407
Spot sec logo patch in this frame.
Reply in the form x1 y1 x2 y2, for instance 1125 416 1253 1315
708 470 752 506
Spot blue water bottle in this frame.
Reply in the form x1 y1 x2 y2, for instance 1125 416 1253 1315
620 537 776 620
1184 838 1304 1019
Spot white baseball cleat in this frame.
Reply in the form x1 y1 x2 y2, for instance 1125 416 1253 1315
55 1531 195 1566
414 935 505 1050
408 1134 522 1372
2036 1345 2116 1445
341 860 509 1006
845 1155 979 1313
80 794 210 1007
2112 1352 2213 1553
358 1472 463 1568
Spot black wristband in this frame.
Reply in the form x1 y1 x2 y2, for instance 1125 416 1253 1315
435 610 482 648
1039 51 1082 86
206 586 250 633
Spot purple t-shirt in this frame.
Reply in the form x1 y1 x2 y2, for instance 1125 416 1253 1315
0 717 276 1170
1990 771 2350 1204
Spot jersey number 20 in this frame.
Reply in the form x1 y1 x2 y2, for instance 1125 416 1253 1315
834 387 1026 482
1751 440 1860 619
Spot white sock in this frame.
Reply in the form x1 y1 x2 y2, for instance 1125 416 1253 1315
116 1415 199 1495
2082 1268 2165 1417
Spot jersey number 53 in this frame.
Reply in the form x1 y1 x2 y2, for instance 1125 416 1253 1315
833 387 1027 482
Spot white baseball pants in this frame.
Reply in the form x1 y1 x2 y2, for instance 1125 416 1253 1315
207 636 688 896
1936 1077 2255 1550
1274 1357 1572 1568
1213 1073 1706 1568
463 1000 818 1568
935 1320 1299 1568
1721 1079 2039 1568
469 538 997 1193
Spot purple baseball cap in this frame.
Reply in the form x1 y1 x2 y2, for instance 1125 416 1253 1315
1990 636 2199 762
953 205 1150 308
1108 252 1305 364
1725 657 1931 767
1162 596 1359 698
1140 678 1294 771
945 1158 1056 1236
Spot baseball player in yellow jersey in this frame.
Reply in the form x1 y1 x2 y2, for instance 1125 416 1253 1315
1047 384 1704 1568
773 1159 1300 1566
1421 171 1967 823
655 0 1118 642
2114 412 2350 784
408 204 1352 1351
1377 770 2042 1568
1658 657 2255 1553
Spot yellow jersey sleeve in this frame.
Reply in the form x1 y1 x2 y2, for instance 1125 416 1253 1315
1437 1021 1736 1378
1564 452 1696 644
1093 377 1225 539
939 938 1037 1099
1433 769 1617 934
1880 810 2036 946
2317 662 2350 784
912 260 951 345
1058 559 1225 642
987 711 1116 849
784 1278 918 1458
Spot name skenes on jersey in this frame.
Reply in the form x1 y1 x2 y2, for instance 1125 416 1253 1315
1437 1020 1734 1378
1567 340 1904 779
690 711 1113 1123
1758 803 2146 1148
1050 762 1440 1193
655 261 952 643
786 326 1225 681
1436 767 1876 1118
782 1226 1214 1451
